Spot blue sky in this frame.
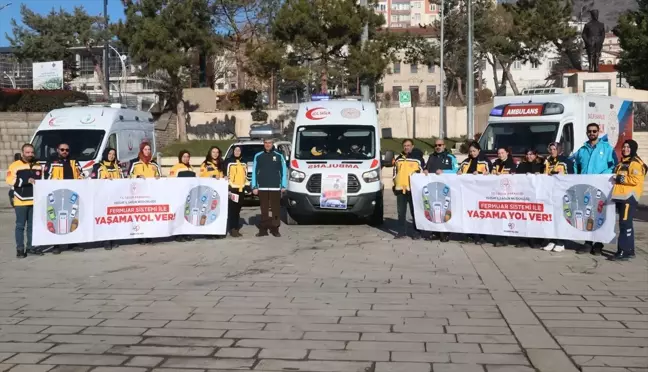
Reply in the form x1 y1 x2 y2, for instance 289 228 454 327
0 0 126 46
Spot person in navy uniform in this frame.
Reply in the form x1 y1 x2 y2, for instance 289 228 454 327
251 139 288 237
423 139 458 242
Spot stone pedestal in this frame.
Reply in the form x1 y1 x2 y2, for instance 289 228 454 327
567 71 618 96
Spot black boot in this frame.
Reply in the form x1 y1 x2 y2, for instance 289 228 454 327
592 243 603 256
577 242 593 255
608 251 631 261
439 233 450 242
230 229 242 238
104 241 112 250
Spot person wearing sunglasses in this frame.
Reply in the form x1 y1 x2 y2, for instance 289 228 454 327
43 142 85 254
573 123 618 256
423 139 457 242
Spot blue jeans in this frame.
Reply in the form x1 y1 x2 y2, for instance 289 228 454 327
15 205 33 253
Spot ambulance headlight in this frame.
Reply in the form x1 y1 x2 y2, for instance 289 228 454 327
362 169 380 183
289 170 306 182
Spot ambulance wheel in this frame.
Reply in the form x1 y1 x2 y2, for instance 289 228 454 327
368 194 384 227
286 211 299 225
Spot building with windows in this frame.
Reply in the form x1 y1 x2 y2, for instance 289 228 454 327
378 27 441 105
375 0 439 28
68 46 160 110
483 32 624 95
0 47 32 89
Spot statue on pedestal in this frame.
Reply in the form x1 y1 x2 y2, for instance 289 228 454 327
582 9 605 72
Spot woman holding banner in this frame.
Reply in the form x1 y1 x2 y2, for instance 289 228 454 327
458 142 492 245
170 150 196 242
491 146 516 247
223 146 247 238
129 142 160 244
515 149 546 249
609 140 646 261
91 147 123 250
542 142 574 253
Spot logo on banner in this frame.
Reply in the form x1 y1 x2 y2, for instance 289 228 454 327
130 183 139 195
42 189 80 235
503 105 543 117
421 182 452 224
563 184 607 232
184 185 221 226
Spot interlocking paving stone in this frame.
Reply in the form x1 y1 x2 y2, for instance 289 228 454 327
0 196 645 372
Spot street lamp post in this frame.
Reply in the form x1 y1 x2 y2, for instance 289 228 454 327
466 0 475 140
108 45 127 100
439 0 445 139
104 0 110 101
359 0 370 101
2 72 16 88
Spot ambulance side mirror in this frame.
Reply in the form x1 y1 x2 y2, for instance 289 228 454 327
382 150 394 167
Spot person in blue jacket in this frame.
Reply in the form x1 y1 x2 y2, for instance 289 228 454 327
251 138 288 238
573 123 618 255
423 139 458 242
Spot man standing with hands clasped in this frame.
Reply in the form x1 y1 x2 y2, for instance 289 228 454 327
6 144 44 258
573 123 617 255
424 139 458 242
251 138 287 238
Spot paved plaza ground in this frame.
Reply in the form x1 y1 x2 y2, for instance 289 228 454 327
0 194 646 372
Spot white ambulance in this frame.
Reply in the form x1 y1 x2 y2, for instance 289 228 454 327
30 104 155 177
285 100 390 225
480 93 633 160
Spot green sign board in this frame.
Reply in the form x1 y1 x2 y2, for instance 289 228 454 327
399 91 412 108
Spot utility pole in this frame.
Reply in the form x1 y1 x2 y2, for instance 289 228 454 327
359 0 370 102
466 0 474 140
104 0 111 101
439 0 445 139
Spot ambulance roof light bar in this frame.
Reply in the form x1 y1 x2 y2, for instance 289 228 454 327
490 102 564 117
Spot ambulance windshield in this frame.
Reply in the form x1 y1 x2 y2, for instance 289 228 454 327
31 129 106 161
295 125 375 160
479 122 559 155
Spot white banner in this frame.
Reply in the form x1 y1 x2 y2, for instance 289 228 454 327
33 178 229 246
411 174 617 243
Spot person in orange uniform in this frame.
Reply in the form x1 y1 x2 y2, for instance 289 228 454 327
6 144 44 258
542 142 574 253
170 150 196 242
392 139 425 240
129 142 161 179
129 142 160 244
491 146 515 247
458 142 492 244
91 147 123 250
223 146 247 237
200 146 224 178
609 139 647 261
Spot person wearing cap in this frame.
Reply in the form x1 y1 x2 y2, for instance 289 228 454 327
573 123 617 255
608 139 646 261
251 138 287 237
542 142 574 253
